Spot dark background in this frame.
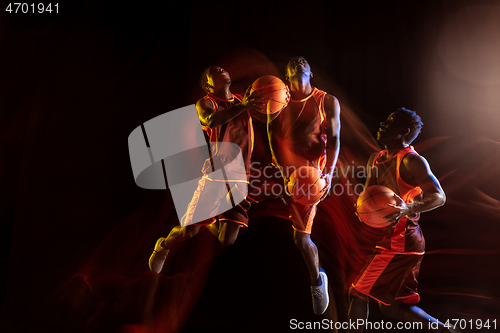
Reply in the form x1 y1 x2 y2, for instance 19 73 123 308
1 0 500 332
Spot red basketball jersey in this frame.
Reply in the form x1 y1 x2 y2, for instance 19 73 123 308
274 87 328 172
371 146 424 254
200 93 254 176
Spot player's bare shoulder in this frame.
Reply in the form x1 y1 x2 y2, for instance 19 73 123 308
196 97 214 113
367 152 378 166
401 151 434 185
365 152 379 186
196 97 216 126
324 94 340 117
323 94 340 136
403 152 431 171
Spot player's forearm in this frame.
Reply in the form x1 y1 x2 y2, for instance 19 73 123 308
404 191 446 215
267 128 279 165
323 97 340 178
267 120 285 179
323 136 340 177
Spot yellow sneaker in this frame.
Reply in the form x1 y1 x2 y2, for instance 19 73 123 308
148 237 169 274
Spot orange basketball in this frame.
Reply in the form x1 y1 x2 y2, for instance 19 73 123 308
250 75 289 122
287 166 326 205
355 185 406 228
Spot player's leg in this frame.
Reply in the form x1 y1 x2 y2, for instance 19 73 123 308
149 177 225 273
293 230 320 285
348 254 389 332
377 254 460 332
149 224 203 274
347 287 370 333
218 221 241 246
379 301 450 333
288 199 329 315
217 185 251 246
163 224 203 248
205 219 220 239
293 230 330 315
289 199 321 285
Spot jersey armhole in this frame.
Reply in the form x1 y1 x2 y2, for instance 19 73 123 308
318 90 327 123
203 95 217 110
396 149 420 190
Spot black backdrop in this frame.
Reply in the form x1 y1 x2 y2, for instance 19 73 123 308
1 1 500 332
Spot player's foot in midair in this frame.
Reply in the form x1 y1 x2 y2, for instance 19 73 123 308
149 237 169 274
311 268 329 315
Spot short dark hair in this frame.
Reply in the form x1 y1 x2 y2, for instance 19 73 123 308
393 107 423 144
199 67 212 93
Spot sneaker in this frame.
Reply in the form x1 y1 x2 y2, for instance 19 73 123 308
311 268 329 315
148 237 169 274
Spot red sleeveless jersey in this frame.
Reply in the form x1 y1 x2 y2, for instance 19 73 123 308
201 93 254 175
371 146 424 254
274 87 328 172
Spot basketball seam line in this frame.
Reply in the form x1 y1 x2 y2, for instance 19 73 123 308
295 176 322 201
269 98 286 104
357 206 394 214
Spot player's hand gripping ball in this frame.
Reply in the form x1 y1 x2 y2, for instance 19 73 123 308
355 185 406 228
286 166 327 205
249 75 289 123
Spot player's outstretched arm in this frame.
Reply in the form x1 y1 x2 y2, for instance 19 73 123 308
364 153 378 188
267 109 288 185
196 87 265 128
320 95 341 200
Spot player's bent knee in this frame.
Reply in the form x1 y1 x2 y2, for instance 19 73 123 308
219 222 240 246
220 236 236 247
181 225 200 239
219 230 237 246
293 232 312 251
349 286 369 301
378 301 403 317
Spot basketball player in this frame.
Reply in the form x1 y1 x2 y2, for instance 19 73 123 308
348 108 456 332
268 56 341 315
148 66 265 273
